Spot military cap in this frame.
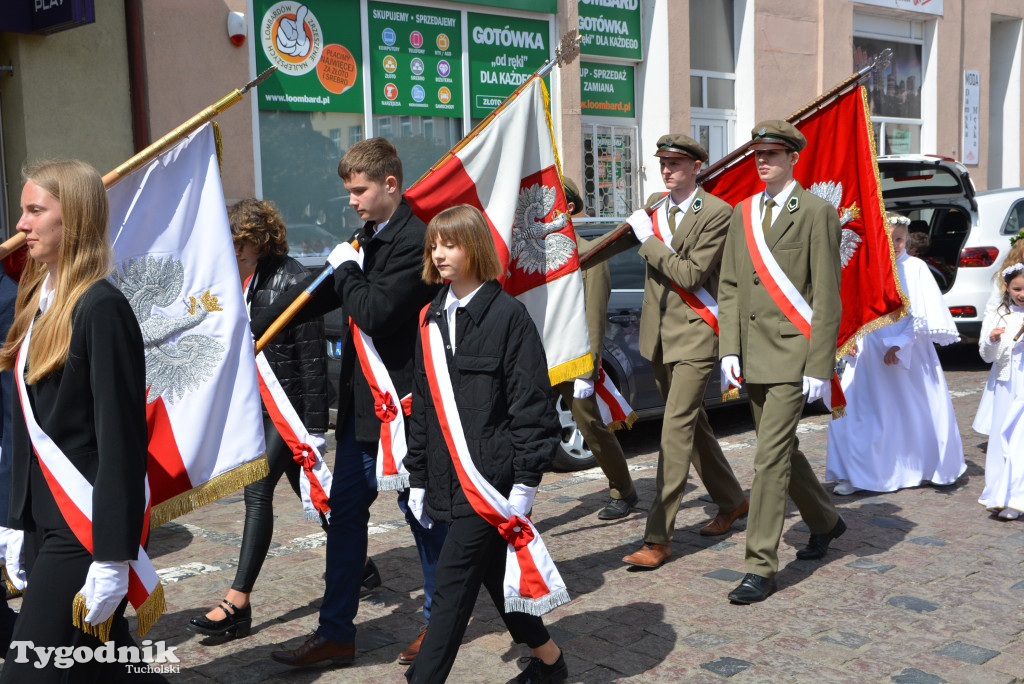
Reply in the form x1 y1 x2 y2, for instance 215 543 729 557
654 133 708 163
750 120 806 152
562 176 583 214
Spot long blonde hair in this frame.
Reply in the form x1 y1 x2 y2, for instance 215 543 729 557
0 160 112 383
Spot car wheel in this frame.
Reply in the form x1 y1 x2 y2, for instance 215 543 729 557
551 396 598 472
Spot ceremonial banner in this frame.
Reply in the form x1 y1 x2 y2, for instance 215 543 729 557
406 75 593 385
107 124 267 527
703 86 906 358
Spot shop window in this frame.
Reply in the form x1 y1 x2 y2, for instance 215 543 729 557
372 114 464 188
689 0 736 162
854 18 925 155
582 124 637 219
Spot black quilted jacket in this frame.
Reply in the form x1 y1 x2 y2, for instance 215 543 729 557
246 255 330 432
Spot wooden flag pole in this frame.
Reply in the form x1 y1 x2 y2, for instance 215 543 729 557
579 48 894 268
0 67 276 260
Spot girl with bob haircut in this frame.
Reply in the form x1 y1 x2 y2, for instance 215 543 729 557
404 204 568 684
421 203 503 285
0 160 162 682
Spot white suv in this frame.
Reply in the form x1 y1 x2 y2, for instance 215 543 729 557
878 154 1024 341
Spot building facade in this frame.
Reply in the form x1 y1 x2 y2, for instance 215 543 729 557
0 0 1021 239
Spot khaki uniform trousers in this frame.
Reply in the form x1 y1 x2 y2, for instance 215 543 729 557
643 353 746 545
556 382 635 499
744 382 839 577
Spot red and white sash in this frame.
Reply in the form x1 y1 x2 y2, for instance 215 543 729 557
351 319 412 491
650 194 720 335
593 365 637 431
255 352 332 521
420 309 570 615
15 320 164 638
244 274 332 518
740 196 846 416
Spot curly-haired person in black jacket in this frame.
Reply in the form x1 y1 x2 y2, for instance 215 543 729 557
188 199 339 638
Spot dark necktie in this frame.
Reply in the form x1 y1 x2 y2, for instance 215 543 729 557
667 206 681 235
762 198 776 235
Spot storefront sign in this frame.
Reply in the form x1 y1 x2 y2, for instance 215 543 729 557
580 62 634 118
468 14 550 119
578 0 642 60
255 0 363 113
853 0 943 16
450 0 556 13
0 0 95 34
367 2 462 117
962 70 980 165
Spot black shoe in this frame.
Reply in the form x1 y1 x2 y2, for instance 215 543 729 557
361 558 382 596
187 600 252 638
597 490 639 520
507 652 568 684
727 573 777 604
796 515 847 560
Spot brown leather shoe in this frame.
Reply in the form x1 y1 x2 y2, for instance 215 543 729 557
270 632 355 667
622 543 671 568
700 499 750 536
398 626 427 665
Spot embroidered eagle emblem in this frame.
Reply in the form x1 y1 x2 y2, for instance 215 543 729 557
809 180 863 268
112 256 226 404
510 183 576 276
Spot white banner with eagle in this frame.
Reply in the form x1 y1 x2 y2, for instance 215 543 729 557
106 123 267 527
406 75 592 385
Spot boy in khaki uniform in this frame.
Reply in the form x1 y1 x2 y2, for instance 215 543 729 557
717 121 847 604
556 178 638 520
620 134 749 570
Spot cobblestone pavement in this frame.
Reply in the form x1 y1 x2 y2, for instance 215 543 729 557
42 345 1024 682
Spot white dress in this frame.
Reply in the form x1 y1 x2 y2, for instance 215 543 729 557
826 253 966 492
977 304 1024 512
972 281 1004 434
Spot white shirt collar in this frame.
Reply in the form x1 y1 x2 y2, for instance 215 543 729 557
372 219 389 236
667 186 699 216
39 273 57 314
444 283 484 353
763 180 797 211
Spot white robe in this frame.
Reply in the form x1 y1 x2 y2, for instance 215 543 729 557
977 303 1024 512
826 253 966 492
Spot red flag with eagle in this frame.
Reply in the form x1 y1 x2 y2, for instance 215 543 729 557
702 85 907 359
405 75 592 385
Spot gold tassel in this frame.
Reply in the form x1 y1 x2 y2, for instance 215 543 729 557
831 405 847 420
547 353 594 387
149 455 269 529
721 387 741 402
72 592 114 643
2 566 22 598
212 121 225 177
605 411 639 432
134 582 166 637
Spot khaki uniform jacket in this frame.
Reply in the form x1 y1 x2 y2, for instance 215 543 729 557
576 231 611 382
718 183 842 383
637 188 731 364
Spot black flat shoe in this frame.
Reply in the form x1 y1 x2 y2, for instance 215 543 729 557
597 490 639 520
361 558 382 596
728 573 777 604
187 600 252 638
796 515 847 560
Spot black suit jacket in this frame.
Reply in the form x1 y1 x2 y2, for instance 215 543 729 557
9 280 148 562
252 198 441 444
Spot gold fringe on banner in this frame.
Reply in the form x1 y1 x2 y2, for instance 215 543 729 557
2 566 22 598
212 121 225 177
149 455 269 529
721 387 741 403
606 411 639 432
548 353 594 387
831 405 847 420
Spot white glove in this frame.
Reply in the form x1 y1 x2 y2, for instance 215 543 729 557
802 376 827 402
627 209 655 243
508 483 536 517
0 527 26 591
720 355 742 390
327 242 362 270
407 487 433 530
307 431 327 454
80 560 130 626
572 377 595 399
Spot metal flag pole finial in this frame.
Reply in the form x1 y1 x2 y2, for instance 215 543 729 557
873 48 894 74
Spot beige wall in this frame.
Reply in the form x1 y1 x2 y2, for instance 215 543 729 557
0 6 134 236
753 0 823 120
140 0 255 202
557 0 583 190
